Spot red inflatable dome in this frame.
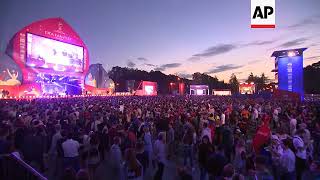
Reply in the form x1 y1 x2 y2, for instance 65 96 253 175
1 17 90 96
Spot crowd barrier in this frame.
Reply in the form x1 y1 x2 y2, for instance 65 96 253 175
0 154 47 180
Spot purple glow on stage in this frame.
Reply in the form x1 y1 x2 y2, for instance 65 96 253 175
26 33 84 72
190 85 209 95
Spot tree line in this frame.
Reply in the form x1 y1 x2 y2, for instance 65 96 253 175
108 61 320 94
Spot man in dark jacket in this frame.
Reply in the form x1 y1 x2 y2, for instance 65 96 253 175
198 136 213 180
22 126 47 172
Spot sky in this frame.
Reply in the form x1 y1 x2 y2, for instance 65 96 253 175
1 0 320 82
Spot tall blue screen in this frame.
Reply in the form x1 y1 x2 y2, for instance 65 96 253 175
277 55 303 97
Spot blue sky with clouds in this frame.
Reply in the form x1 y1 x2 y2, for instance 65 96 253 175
1 0 320 81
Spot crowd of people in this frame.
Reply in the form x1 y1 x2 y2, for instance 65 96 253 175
0 95 320 180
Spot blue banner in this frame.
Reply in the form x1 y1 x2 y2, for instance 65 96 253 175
277 55 303 97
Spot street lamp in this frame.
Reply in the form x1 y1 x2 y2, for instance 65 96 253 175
169 82 174 94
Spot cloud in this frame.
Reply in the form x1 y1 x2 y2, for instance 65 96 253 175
305 55 320 61
278 38 308 48
126 60 136 68
144 63 156 67
137 57 148 61
187 56 201 61
234 71 243 75
247 59 265 64
154 67 165 71
287 14 320 29
308 43 319 48
243 40 275 46
177 72 193 79
206 64 243 74
193 44 237 58
154 63 182 71
190 40 275 61
161 63 181 68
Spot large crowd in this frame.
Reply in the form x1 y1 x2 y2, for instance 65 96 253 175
0 95 320 180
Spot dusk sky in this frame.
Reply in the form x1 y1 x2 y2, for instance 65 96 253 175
1 0 320 81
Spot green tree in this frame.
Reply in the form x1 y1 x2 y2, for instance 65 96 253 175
304 61 320 94
245 72 269 92
229 73 239 94
191 72 229 92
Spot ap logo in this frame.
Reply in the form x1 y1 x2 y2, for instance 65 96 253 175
251 0 275 28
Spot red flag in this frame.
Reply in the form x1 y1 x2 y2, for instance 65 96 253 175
252 117 271 153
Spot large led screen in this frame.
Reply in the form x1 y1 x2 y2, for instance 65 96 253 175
277 55 303 97
26 33 84 72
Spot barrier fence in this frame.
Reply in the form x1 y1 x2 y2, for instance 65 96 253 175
0 154 47 180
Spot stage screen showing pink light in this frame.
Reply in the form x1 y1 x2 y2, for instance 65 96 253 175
26 33 84 72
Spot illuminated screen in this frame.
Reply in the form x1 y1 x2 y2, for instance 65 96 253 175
196 89 204 95
145 85 154 95
213 90 231 96
26 33 84 72
277 56 303 97
239 84 255 94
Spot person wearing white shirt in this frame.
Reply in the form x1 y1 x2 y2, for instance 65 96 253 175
62 137 80 158
293 130 308 180
220 112 226 125
290 118 297 136
201 123 212 143
253 108 259 120
280 138 296 180
273 108 279 127
119 105 124 113
299 123 311 144
109 136 123 179
62 133 80 171
91 117 102 132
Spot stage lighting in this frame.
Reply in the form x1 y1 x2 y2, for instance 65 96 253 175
288 51 296 57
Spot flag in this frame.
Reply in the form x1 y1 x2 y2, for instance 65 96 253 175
252 115 271 153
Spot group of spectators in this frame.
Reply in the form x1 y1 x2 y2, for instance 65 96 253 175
0 95 320 180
